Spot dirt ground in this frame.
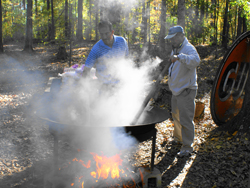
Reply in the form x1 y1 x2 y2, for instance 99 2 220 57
0 42 250 188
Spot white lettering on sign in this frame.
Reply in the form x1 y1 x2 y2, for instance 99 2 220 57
219 61 249 102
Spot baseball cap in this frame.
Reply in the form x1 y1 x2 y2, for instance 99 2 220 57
164 26 184 39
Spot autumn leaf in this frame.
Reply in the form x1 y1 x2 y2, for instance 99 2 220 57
232 131 238 136
230 169 237 176
216 145 222 149
211 137 219 141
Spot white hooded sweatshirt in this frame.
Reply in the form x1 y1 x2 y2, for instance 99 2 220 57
168 37 200 96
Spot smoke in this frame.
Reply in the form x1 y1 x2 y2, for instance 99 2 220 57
36 56 162 186
0 55 45 92
38 56 162 153
100 0 139 30
0 53 57 177
103 0 138 9
49 57 162 127
1 49 162 186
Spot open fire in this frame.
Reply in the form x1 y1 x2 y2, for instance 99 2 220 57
58 150 142 188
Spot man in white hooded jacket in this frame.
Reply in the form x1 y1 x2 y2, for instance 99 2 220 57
165 25 200 157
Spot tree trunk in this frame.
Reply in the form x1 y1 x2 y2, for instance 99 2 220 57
0 0 3 53
222 0 229 48
233 7 237 40
194 0 199 41
35 0 38 15
124 6 129 43
51 0 55 41
200 0 205 43
24 0 33 51
77 0 83 41
237 7 243 38
65 0 69 39
95 0 99 41
23 0 26 10
141 0 147 45
147 1 150 47
94 0 99 41
177 0 185 28
242 15 247 33
228 3 234 39
99 0 105 21
158 0 166 55
131 7 138 44
210 0 216 44
69 4 73 39
47 0 50 10
88 0 92 40
215 0 219 49
205 0 209 18
70 4 75 40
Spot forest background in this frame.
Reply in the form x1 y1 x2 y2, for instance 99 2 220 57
0 0 250 54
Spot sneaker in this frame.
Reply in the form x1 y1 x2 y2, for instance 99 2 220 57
177 150 191 157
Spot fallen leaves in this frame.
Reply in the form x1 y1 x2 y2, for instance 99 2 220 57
0 158 33 177
0 93 31 109
232 131 238 136
182 124 250 187
0 43 249 188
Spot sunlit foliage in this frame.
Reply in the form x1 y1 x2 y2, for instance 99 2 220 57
1 0 250 45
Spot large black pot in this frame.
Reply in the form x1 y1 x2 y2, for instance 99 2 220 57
35 76 170 143
36 104 170 142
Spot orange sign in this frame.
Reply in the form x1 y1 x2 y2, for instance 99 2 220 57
211 31 250 125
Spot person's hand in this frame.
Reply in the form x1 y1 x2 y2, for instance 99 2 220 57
170 55 179 63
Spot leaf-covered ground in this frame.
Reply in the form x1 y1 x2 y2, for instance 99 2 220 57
0 42 249 188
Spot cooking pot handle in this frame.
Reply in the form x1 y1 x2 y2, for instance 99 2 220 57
131 59 171 125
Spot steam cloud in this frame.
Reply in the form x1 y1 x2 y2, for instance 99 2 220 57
38 56 162 154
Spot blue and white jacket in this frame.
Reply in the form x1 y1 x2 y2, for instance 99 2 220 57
84 35 129 84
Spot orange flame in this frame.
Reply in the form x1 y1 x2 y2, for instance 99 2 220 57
62 151 139 187
72 158 91 168
90 152 123 179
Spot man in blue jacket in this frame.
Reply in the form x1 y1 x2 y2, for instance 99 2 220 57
165 25 200 157
82 20 129 85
